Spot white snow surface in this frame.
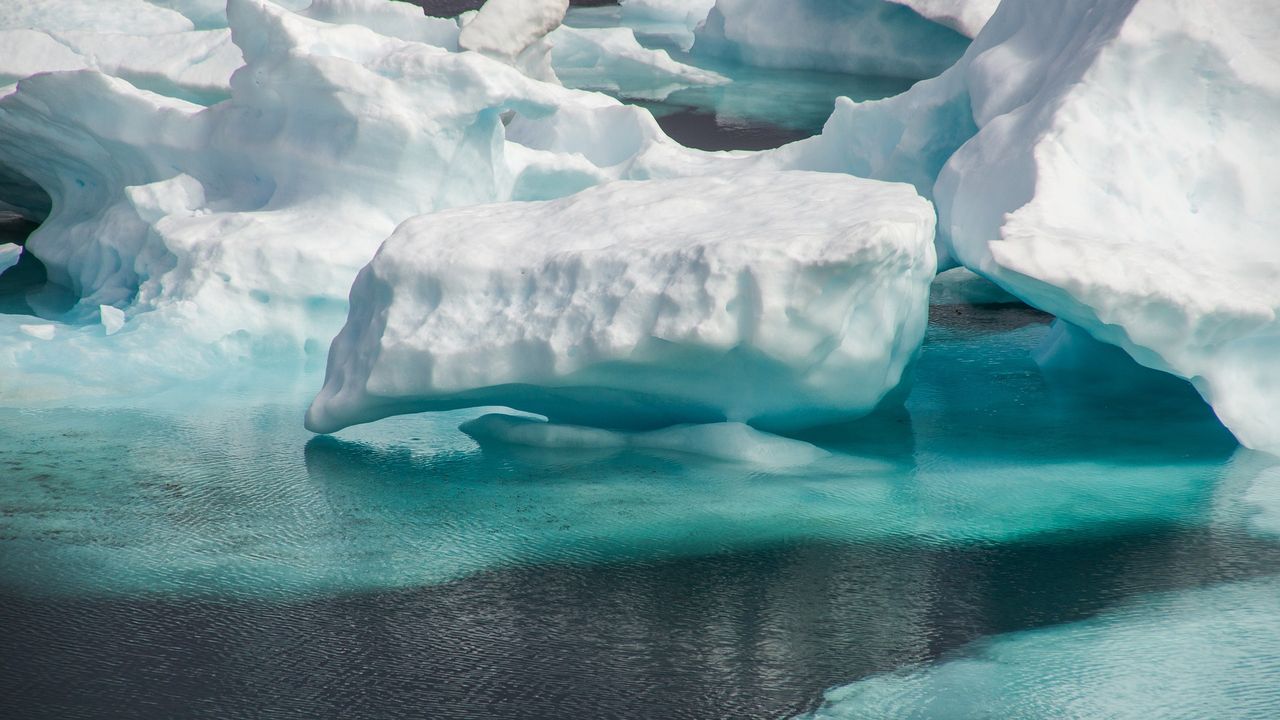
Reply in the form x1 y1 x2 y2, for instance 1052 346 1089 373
930 0 1280 453
886 0 997 38
306 172 936 434
693 0 972 79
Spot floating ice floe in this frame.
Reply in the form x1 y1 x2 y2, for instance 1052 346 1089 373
306 171 936 434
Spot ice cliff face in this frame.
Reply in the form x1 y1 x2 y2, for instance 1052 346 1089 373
306 172 936 434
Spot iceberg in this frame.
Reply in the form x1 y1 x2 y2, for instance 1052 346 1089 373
931 0 1280 453
306 171 936 434
763 0 1280 453
693 0 972 79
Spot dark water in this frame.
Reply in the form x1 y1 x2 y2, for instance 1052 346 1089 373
5 523 1278 720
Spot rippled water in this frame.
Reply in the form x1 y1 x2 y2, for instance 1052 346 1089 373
3 276 1278 718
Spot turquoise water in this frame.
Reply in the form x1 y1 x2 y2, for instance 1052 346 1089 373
3 276 1278 717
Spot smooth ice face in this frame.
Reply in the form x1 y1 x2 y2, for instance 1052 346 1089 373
885 0 997 38
931 0 1280 454
0 28 243 105
307 171 936 434
693 0 972 79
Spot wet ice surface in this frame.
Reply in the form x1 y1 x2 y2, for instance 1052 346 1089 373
3 287 1278 718
561 6 914 150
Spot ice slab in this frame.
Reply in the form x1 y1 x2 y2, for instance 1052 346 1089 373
307 171 936 434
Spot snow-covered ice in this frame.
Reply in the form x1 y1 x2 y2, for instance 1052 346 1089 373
306 171 935 434
932 0 1280 454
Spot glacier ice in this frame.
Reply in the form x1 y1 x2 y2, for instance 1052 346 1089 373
306 171 936 434
693 0 971 79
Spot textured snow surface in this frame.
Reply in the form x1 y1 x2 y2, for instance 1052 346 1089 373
307 172 936 434
693 0 971 79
